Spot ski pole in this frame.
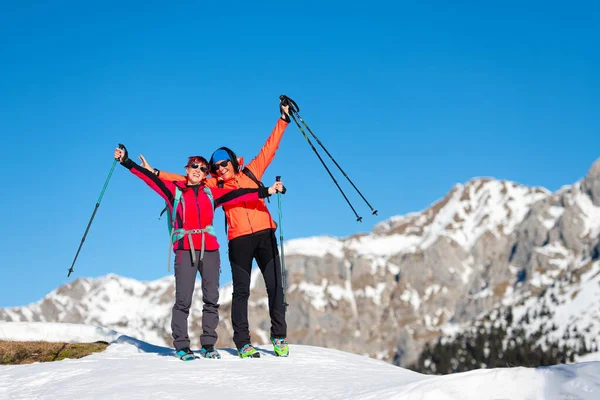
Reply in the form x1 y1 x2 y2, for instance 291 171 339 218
275 176 289 308
281 94 378 219
280 95 364 222
292 104 377 216
67 144 124 277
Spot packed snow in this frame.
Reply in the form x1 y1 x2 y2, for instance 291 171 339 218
1 322 600 399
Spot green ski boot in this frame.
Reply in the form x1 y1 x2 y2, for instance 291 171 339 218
238 344 260 358
271 337 289 357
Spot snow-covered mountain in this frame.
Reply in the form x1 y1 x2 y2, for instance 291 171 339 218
3 158 600 369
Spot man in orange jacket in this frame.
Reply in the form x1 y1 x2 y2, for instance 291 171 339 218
143 101 291 358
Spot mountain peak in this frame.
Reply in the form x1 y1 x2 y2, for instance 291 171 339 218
371 177 549 252
583 157 600 206
587 157 600 180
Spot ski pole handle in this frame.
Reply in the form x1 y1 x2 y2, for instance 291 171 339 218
115 143 126 161
115 143 129 162
275 175 287 194
279 95 299 114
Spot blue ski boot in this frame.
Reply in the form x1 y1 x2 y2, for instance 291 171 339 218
199 345 221 359
176 347 197 361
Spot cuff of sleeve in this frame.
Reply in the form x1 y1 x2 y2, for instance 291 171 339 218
258 186 270 198
122 158 136 170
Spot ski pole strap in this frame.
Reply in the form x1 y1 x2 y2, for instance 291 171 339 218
166 226 216 271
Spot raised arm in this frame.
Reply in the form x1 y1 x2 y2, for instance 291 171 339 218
136 122 287 186
137 153 187 183
136 99 290 183
245 103 290 180
115 146 176 204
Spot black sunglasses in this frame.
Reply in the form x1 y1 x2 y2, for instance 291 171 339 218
188 163 208 173
212 160 229 169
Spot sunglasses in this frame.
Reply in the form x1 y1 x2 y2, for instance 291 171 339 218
188 163 208 173
212 160 229 169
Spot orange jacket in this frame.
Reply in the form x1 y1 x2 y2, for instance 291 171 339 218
159 118 289 240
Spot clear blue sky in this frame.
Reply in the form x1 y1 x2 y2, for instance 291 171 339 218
1 2 598 307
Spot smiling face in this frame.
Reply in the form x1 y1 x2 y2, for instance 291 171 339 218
185 156 209 185
212 159 235 181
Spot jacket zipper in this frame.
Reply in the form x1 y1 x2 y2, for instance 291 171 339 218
235 177 254 234
194 189 202 251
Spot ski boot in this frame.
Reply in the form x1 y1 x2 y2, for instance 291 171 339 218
271 337 289 357
199 345 221 359
176 347 197 361
238 344 260 358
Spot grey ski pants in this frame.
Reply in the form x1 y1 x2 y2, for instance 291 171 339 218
171 249 220 351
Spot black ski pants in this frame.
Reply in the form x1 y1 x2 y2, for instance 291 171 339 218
229 229 287 348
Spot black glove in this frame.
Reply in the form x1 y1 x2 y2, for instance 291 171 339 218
117 143 129 163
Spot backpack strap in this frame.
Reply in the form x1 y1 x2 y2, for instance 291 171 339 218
168 227 215 271
171 187 184 231
203 186 215 210
243 167 269 204
165 187 184 272
242 167 263 187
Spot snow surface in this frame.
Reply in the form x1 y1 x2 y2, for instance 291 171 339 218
285 236 345 258
1 322 600 400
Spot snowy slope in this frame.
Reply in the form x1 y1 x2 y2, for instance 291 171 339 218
1 322 600 400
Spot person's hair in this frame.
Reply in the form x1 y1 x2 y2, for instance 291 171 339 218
185 156 209 168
